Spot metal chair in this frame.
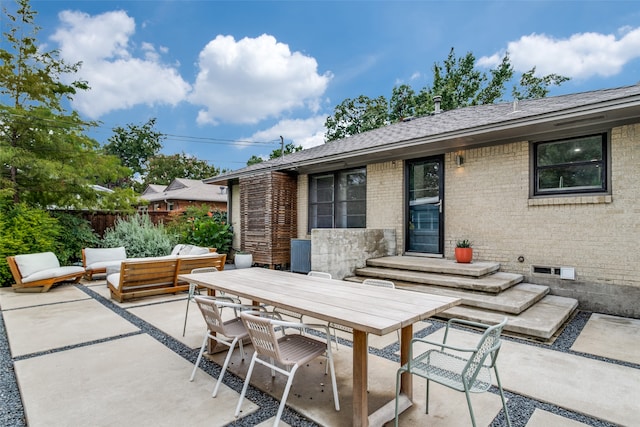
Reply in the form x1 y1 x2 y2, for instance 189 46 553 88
183 267 240 336
235 311 340 426
394 317 511 427
190 296 263 398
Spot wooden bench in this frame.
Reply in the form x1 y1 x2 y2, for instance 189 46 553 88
107 253 226 302
6 252 85 293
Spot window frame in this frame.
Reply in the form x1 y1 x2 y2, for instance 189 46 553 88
531 132 610 197
308 167 367 231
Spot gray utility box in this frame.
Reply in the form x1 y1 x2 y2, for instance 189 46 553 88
290 239 311 273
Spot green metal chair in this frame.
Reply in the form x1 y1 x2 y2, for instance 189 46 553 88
394 317 511 427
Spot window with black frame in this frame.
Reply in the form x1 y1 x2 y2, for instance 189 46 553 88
534 133 607 196
309 167 366 230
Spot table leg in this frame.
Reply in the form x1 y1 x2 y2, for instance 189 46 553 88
399 324 413 397
353 329 368 427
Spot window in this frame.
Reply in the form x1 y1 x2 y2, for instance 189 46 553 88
533 133 608 196
167 202 174 211
309 167 366 229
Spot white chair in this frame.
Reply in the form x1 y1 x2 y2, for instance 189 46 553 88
183 267 241 336
272 271 332 324
190 296 263 398
394 317 511 427
235 311 340 426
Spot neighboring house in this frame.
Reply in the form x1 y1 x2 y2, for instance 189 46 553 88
206 84 640 318
139 178 228 213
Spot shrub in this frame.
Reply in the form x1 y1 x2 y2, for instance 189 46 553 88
166 206 233 255
51 212 100 266
103 214 175 258
0 204 62 287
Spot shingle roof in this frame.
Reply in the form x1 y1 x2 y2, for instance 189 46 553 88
141 179 227 202
205 84 640 184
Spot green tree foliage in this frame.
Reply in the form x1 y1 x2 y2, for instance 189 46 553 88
0 0 133 210
143 152 221 188
0 203 62 286
246 142 303 166
50 212 100 265
325 48 569 141
104 118 164 177
102 214 175 258
512 67 570 100
324 95 388 142
166 205 233 255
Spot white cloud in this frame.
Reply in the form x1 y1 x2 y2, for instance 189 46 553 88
50 10 191 118
190 34 332 125
249 116 327 151
477 27 640 79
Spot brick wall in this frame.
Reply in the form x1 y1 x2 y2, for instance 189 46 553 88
444 124 640 316
366 160 405 252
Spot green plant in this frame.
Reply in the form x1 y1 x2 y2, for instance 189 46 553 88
51 212 100 266
456 239 472 248
166 206 233 254
103 214 175 258
0 203 62 287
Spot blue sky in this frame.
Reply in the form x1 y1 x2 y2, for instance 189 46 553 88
17 1 640 172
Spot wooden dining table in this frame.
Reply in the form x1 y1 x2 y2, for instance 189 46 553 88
179 267 460 427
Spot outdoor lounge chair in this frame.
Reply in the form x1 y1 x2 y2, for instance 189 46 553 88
235 311 340 426
394 317 511 427
6 252 85 292
190 296 264 398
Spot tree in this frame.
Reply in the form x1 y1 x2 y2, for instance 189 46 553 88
245 142 303 166
0 0 133 210
324 95 388 142
104 118 164 177
143 152 221 188
324 47 569 141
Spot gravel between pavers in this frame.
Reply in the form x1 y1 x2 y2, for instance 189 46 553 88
0 284 633 426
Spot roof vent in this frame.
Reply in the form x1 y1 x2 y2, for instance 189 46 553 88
433 96 442 114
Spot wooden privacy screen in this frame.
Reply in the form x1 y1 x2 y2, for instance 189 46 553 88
239 171 297 268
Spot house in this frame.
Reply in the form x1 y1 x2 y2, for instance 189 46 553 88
139 178 228 213
206 84 640 319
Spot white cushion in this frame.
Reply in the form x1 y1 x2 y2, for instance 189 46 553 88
21 266 84 283
107 273 120 287
170 244 185 256
186 246 209 255
86 260 123 272
84 247 127 268
14 252 60 279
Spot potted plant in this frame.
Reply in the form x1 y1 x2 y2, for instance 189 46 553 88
455 239 473 263
233 250 253 269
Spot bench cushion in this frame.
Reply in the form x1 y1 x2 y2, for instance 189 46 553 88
14 252 60 279
84 247 127 270
22 266 86 283
170 244 210 256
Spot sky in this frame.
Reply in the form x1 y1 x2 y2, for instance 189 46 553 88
9 1 640 172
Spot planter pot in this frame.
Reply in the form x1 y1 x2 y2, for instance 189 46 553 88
234 253 253 269
455 247 473 263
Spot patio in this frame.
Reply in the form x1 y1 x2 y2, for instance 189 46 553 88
1 276 638 426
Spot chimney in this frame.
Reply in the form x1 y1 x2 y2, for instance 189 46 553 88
433 96 442 114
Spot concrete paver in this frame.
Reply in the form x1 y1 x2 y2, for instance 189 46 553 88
2 280 639 427
571 313 640 364
14 333 258 426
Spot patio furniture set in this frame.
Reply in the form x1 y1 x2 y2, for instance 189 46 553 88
6 248 512 426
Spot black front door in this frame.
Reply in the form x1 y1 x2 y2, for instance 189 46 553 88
406 156 444 254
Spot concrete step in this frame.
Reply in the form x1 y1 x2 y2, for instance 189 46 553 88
437 295 580 341
367 255 500 278
354 266 523 294
393 282 549 315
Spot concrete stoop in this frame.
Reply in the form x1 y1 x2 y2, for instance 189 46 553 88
348 255 579 342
